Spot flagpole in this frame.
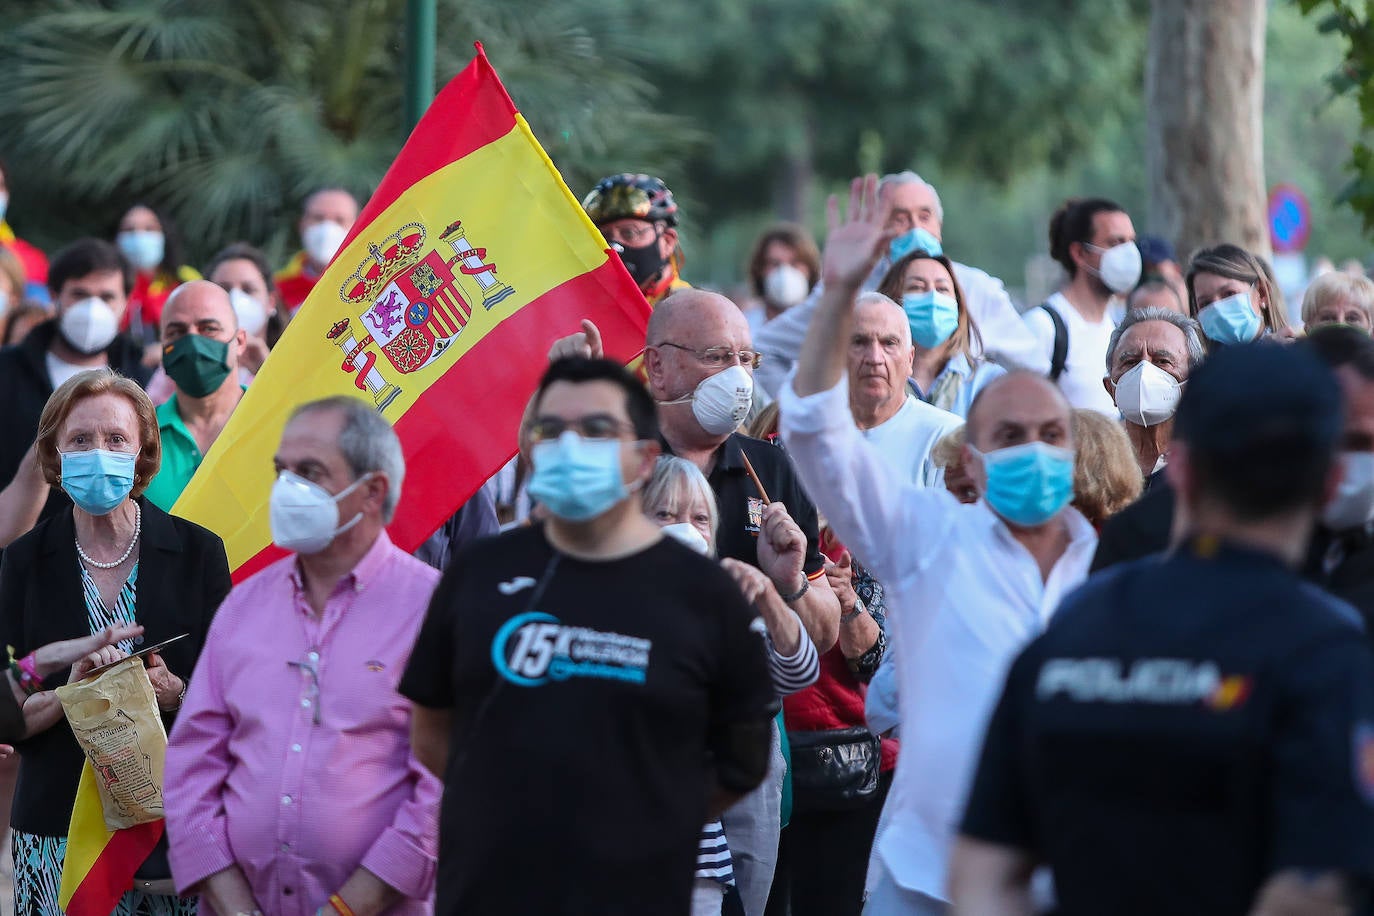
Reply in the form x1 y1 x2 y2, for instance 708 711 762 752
404 0 436 132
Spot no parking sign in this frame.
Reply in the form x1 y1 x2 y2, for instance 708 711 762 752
1268 184 1311 254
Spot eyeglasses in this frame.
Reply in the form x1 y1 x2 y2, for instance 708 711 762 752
288 650 321 726
525 414 638 443
601 222 660 247
655 342 763 370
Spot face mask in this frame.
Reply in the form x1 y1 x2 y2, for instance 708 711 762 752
61 449 137 516
612 238 667 287
889 227 943 261
1323 452 1374 531
660 364 754 436
1087 241 1142 294
527 432 635 522
0 289 10 317
902 290 960 349
762 264 810 310
270 470 372 554
0 192 8 224
162 333 232 398
116 230 165 273
972 441 1076 527
228 288 268 337
60 297 119 355
302 221 348 268
1113 360 1182 427
661 522 710 555
1198 292 1263 345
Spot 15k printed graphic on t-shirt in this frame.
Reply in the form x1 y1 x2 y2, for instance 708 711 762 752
400 524 777 915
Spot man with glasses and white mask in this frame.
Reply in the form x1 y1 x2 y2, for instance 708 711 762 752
401 357 778 916
1102 306 1205 481
779 176 1098 915
165 396 442 916
549 288 840 915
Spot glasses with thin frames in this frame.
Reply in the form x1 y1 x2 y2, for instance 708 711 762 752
655 342 763 370
525 414 638 443
602 222 660 247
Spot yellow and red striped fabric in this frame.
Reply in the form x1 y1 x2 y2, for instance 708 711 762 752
59 764 164 915
172 44 649 580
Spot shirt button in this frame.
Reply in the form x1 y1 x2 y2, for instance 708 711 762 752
291 744 302 753
307 651 319 663
283 887 293 896
301 699 311 708
281 795 292 805
280 843 290 852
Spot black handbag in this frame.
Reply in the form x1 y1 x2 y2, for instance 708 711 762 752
786 726 881 813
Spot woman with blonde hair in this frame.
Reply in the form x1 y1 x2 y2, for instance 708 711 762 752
1301 271 1374 332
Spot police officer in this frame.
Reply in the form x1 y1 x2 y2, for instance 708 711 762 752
949 343 1374 915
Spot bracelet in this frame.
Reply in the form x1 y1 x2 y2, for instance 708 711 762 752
778 577 809 603
840 599 867 624
330 894 356 916
7 648 42 697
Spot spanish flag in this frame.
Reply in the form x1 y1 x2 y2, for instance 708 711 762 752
59 766 164 914
173 44 650 579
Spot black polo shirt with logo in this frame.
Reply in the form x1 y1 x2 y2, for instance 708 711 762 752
665 432 826 582
962 539 1374 915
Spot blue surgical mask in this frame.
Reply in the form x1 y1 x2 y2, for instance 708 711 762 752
1198 291 1262 345
60 449 137 516
972 441 1075 527
116 230 165 273
902 291 960 349
889 227 943 262
527 432 637 522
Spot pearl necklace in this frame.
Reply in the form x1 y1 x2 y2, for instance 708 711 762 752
75 502 141 570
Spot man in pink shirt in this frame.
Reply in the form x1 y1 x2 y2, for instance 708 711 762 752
164 396 441 916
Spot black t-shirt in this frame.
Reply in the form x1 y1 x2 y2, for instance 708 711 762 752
399 524 778 916
962 540 1374 916
666 432 825 580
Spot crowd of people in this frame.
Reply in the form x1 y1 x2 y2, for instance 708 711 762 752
0 153 1373 916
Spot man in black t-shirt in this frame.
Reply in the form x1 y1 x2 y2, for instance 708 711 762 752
951 344 1374 915
401 358 778 916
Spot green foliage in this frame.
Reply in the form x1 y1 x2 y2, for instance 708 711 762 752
0 0 692 265
1295 0 1374 234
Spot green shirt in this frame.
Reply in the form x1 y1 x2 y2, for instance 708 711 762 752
144 397 204 512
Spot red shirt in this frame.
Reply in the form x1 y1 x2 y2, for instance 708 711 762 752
123 266 200 332
274 251 322 312
0 222 47 285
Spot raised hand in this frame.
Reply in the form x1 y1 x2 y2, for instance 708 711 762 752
757 502 806 594
822 174 895 292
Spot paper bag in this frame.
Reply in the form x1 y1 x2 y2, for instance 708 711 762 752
55 656 168 830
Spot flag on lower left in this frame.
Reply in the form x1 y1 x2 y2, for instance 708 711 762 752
60 763 166 915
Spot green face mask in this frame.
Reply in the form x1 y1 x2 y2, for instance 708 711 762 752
162 333 232 398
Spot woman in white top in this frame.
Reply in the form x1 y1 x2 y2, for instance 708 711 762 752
1186 243 1291 347
876 250 1004 418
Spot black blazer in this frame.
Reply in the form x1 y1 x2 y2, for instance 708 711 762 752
0 497 231 836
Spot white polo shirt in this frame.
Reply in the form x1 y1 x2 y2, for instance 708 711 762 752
859 393 963 488
779 375 1097 902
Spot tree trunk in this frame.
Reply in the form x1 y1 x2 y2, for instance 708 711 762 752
1146 0 1269 262
773 108 815 223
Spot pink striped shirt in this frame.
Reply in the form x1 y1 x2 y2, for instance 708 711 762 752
165 531 441 916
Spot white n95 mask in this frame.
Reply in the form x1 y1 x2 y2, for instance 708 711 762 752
270 470 373 554
661 522 710 555
302 221 348 267
59 297 119 355
1113 361 1182 428
660 365 755 436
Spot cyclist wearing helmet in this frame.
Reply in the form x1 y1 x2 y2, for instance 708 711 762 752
583 173 691 306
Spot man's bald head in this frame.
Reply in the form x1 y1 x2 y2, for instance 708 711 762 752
965 371 1073 452
162 280 237 336
646 289 751 348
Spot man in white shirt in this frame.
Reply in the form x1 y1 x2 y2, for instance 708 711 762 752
849 291 962 486
754 171 1046 398
779 176 1098 915
1024 197 1140 416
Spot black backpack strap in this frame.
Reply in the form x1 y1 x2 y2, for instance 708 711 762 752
1039 302 1068 382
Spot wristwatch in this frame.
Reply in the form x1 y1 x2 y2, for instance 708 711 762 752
841 599 867 624
779 577 810 603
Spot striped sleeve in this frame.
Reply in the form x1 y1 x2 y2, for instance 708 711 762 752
767 612 820 696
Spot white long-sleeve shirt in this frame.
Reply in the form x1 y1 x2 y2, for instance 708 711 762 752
778 375 1096 901
753 259 1048 399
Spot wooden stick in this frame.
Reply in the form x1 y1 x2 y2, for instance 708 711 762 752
739 451 772 504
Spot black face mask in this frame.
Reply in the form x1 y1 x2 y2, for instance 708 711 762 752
613 240 668 287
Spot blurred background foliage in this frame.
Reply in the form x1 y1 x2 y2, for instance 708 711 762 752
0 0 1366 300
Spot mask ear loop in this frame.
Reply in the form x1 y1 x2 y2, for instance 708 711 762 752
329 471 378 539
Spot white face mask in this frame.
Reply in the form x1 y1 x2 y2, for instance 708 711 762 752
229 288 268 337
59 297 119 355
661 364 754 436
0 289 10 317
302 221 348 268
762 264 810 310
1323 452 1374 531
661 521 710 555
269 470 373 554
1089 241 1142 294
1113 360 1183 427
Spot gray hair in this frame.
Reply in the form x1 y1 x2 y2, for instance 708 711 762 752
879 171 944 224
289 396 406 521
854 290 912 346
1105 306 1206 374
642 455 719 554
